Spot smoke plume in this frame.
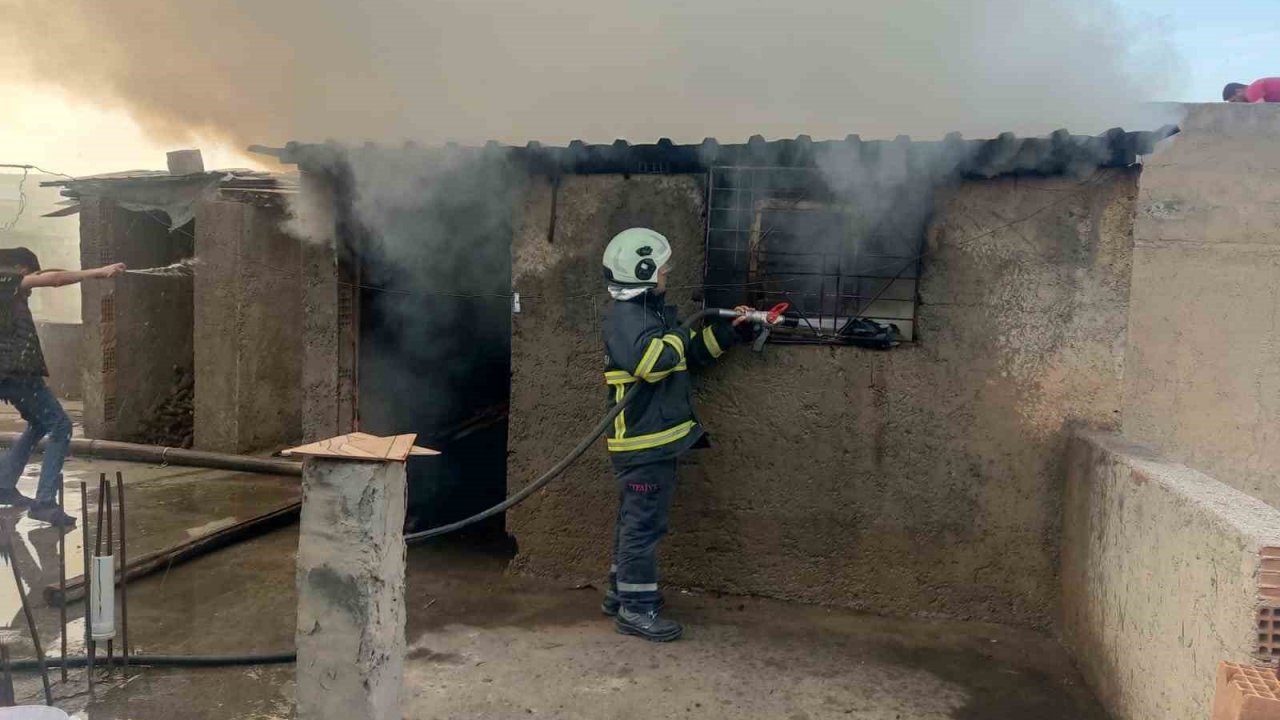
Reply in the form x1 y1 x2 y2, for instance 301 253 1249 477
1 0 1179 151
1 0 1181 529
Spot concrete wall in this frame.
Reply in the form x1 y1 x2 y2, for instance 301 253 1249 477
194 198 303 453
297 171 358 443
1061 431 1280 720
35 322 82 400
507 169 1138 626
79 197 194 441
1124 103 1280 510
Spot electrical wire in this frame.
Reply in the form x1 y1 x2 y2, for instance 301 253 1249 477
0 163 78 182
0 167 28 234
28 165 77 181
0 161 80 234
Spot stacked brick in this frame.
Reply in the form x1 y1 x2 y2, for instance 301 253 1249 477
1213 663 1280 720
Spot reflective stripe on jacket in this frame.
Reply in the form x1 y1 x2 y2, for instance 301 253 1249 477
602 292 738 466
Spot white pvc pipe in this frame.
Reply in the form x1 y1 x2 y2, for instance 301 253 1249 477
90 556 115 641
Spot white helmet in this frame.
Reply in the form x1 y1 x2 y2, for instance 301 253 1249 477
602 228 672 287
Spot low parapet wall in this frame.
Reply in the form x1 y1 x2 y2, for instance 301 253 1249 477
1061 431 1280 720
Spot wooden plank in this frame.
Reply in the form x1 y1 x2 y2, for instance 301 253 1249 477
384 434 416 461
283 432 435 461
43 501 301 607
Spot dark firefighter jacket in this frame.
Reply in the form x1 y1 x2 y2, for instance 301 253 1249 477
602 292 740 468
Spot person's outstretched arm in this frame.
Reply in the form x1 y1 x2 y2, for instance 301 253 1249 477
21 263 126 289
686 305 756 369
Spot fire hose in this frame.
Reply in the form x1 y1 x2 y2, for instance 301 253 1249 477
404 304 791 543
6 653 297 672
8 306 787 676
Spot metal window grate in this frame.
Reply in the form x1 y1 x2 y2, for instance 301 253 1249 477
703 166 922 344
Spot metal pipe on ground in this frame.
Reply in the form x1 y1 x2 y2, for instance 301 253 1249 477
0 434 301 477
7 653 295 671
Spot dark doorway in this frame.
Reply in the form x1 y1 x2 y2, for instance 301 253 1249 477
350 153 516 537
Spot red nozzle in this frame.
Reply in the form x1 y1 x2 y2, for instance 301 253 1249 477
766 302 790 324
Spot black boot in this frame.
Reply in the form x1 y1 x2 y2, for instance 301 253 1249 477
601 590 664 617
0 489 33 508
614 606 683 642
27 503 75 528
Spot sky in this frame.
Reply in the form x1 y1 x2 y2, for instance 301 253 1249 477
1118 0 1277 102
0 0 1272 177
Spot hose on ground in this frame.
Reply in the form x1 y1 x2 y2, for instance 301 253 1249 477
5 653 296 672
3 310 722 674
404 308 717 544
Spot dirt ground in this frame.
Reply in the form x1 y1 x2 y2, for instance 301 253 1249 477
0 451 1107 719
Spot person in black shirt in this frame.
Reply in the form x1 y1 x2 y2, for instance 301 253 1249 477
0 247 125 526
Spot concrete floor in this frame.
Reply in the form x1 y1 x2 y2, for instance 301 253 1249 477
0 451 1107 719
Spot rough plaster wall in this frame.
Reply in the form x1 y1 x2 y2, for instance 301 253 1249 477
296 458 406 720
194 199 304 453
79 197 193 441
238 202 303 449
1124 103 1280 510
193 200 242 449
78 198 107 436
301 238 341 442
36 322 82 400
298 172 353 442
1061 431 1280 720
507 169 1137 626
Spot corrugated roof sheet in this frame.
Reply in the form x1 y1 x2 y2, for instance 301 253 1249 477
37 169 300 220
251 126 1178 179
40 169 298 197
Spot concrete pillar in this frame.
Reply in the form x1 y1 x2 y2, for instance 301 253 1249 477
295 457 406 720
193 199 303 453
297 170 358 442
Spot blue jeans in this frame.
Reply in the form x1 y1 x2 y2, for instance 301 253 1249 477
0 377 71 504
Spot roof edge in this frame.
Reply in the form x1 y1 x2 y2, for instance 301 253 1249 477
250 126 1179 179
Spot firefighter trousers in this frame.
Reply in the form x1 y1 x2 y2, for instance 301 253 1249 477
608 457 678 612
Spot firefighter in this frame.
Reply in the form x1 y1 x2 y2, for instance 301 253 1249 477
599 227 767 642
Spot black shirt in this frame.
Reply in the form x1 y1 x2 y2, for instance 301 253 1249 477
0 271 47 377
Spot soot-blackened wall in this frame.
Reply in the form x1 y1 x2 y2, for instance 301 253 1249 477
507 169 1139 627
